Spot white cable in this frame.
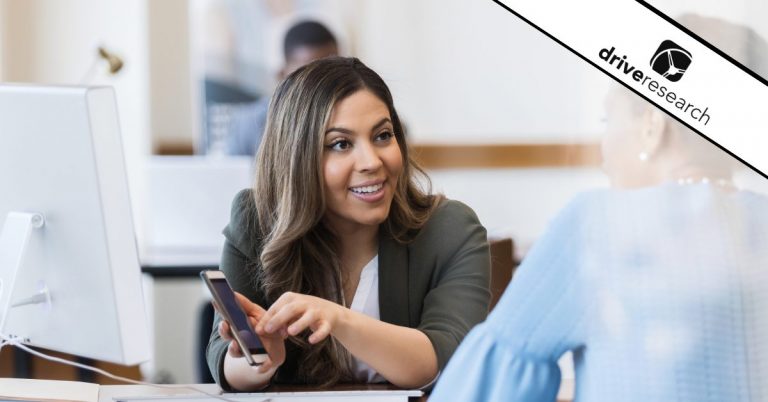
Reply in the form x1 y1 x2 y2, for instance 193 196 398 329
0 333 271 402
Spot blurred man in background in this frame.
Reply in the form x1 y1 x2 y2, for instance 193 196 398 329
227 20 338 156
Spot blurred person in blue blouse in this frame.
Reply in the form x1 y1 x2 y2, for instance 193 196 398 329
430 15 768 402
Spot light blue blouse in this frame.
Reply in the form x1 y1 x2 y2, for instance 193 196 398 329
431 184 768 402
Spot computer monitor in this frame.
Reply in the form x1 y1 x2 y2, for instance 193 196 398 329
0 84 151 365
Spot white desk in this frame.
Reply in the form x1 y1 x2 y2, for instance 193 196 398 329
0 378 571 401
99 384 422 402
99 382 574 401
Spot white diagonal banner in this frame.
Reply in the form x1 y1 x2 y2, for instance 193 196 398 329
494 0 768 178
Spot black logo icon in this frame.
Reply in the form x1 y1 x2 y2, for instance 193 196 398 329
650 40 692 82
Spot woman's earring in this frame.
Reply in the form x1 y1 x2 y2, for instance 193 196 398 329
638 152 649 162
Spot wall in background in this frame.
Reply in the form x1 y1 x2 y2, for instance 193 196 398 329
356 0 610 143
0 0 151 250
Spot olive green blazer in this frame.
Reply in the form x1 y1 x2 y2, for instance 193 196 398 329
207 189 491 389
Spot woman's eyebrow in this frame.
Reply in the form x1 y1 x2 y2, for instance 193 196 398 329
371 117 393 132
325 117 392 136
325 126 354 135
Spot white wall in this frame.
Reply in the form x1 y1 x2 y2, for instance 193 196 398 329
355 0 611 143
0 0 151 251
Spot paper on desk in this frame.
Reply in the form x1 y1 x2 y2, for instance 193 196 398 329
0 378 99 402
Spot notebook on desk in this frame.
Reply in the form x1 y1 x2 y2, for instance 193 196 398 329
111 390 422 402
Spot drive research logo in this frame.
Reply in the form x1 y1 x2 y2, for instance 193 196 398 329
650 40 692 82
599 44 711 126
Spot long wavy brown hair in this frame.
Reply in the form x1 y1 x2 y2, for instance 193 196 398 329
249 57 439 385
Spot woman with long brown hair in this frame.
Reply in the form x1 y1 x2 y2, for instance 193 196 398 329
206 57 491 391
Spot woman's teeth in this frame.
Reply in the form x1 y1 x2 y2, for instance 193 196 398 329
351 183 383 194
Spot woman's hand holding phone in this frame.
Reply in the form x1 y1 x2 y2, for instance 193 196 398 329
216 292 287 374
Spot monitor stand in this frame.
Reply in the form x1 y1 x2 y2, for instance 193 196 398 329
0 212 48 332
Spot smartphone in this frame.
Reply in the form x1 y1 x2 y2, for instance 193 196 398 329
201 270 268 366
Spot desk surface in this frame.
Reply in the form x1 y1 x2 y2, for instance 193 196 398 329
100 381 575 401
99 384 424 401
99 384 218 401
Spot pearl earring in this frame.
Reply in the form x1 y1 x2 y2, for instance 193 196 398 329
638 152 649 162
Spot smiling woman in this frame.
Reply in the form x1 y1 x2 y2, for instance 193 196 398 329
206 57 492 391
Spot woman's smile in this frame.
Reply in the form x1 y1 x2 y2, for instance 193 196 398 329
349 179 386 203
